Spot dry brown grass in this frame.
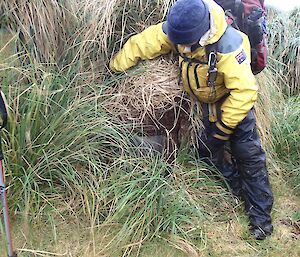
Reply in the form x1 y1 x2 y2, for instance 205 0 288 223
254 69 284 148
0 0 174 65
105 58 183 128
0 0 74 62
267 7 300 95
104 57 204 155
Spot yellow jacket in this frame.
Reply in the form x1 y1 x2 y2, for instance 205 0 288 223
110 0 258 131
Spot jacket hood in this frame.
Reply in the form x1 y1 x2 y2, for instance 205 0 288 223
199 0 228 46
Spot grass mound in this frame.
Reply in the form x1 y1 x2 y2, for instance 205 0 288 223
105 58 204 156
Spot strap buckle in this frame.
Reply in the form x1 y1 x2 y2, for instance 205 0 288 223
206 52 217 87
207 68 218 86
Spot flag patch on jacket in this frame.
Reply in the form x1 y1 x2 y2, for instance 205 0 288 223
235 50 246 64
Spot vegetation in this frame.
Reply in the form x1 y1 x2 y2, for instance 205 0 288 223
267 7 300 96
0 1 299 257
271 96 300 193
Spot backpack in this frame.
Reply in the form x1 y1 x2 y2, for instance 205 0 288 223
214 0 267 74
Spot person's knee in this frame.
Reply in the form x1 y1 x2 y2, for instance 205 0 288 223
232 139 266 170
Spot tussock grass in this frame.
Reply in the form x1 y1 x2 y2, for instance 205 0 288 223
267 7 300 95
271 96 300 193
0 0 74 63
105 58 182 125
1 55 134 217
101 157 230 253
105 58 204 150
254 67 284 148
0 0 173 65
0 52 231 254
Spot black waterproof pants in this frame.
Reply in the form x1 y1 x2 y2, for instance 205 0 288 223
198 106 274 230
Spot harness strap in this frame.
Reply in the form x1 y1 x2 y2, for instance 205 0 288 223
176 51 208 65
194 64 201 89
208 103 218 122
178 59 184 87
175 43 218 86
234 0 242 16
225 10 240 29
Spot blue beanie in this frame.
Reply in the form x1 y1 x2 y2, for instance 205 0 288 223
163 0 210 44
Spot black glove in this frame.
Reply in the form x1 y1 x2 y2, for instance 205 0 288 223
198 121 234 159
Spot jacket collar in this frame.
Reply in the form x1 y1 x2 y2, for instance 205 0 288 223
199 0 228 46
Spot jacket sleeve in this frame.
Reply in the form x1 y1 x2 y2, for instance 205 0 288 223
217 36 258 129
109 23 173 72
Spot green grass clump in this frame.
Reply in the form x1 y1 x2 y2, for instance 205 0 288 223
1 60 135 218
0 52 232 253
88 154 233 254
271 96 300 193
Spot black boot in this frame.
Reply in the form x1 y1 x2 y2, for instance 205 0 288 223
250 223 273 240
